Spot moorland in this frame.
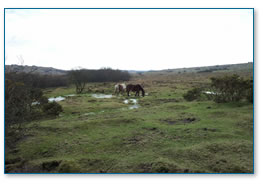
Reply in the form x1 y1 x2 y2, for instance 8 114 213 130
5 62 253 173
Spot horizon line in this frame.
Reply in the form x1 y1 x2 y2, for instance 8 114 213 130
5 61 253 72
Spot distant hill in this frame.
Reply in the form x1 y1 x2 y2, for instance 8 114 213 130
5 65 68 75
145 62 253 74
5 62 253 76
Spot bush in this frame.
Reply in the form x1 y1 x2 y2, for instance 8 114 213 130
5 79 33 126
5 72 65 130
183 87 202 101
42 102 63 116
210 74 253 103
245 79 253 103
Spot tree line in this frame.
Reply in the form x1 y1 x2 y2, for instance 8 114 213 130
68 68 130 93
5 67 131 126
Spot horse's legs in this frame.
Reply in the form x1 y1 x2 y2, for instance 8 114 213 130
127 90 130 96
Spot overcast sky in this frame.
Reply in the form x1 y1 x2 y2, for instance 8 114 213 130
5 9 253 71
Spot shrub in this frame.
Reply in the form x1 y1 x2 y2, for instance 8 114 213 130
210 74 253 103
5 79 32 126
42 102 63 116
245 79 253 103
183 87 202 101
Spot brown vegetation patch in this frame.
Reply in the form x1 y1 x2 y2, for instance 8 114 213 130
42 160 62 172
166 104 189 110
123 129 164 146
200 128 218 132
136 162 195 173
161 117 198 125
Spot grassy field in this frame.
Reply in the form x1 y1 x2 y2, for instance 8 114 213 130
5 67 254 173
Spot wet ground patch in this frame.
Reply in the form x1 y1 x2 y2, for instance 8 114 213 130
92 94 114 99
123 98 140 109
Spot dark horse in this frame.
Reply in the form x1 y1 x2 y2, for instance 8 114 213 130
126 84 145 97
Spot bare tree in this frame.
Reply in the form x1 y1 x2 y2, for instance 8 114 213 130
68 69 90 94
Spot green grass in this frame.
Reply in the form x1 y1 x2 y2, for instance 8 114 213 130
5 72 253 173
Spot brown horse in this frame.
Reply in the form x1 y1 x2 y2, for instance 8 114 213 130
126 84 145 97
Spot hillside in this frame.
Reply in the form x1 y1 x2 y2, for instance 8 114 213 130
5 64 68 75
145 62 253 75
5 62 253 76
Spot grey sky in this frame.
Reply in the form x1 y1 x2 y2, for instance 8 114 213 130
5 9 253 70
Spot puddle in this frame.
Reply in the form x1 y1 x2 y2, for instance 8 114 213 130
48 96 65 102
129 104 140 109
83 112 95 116
65 94 76 97
92 94 113 99
32 95 73 105
203 91 218 95
130 99 137 104
123 99 140 109
32 102 40 105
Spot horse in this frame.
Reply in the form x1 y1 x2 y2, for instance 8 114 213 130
126 84 145 97
114 83 126 95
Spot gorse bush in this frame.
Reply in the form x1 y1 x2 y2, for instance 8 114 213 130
183 87 202 101
5 72 64 127
5 79 32 125
42 102 63 116
245 80 253 103
210 74 253 103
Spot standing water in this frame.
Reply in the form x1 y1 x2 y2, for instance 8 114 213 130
123 99 140 109
48 96 65 102
92 94 113 99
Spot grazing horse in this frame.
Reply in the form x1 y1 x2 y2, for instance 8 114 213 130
126 84 145 97
114 83 126 95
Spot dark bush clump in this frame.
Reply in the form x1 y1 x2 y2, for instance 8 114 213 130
210 74 253 103
183 87 202 101
5 72 64 127
245 79 253 103
42 102 63 116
